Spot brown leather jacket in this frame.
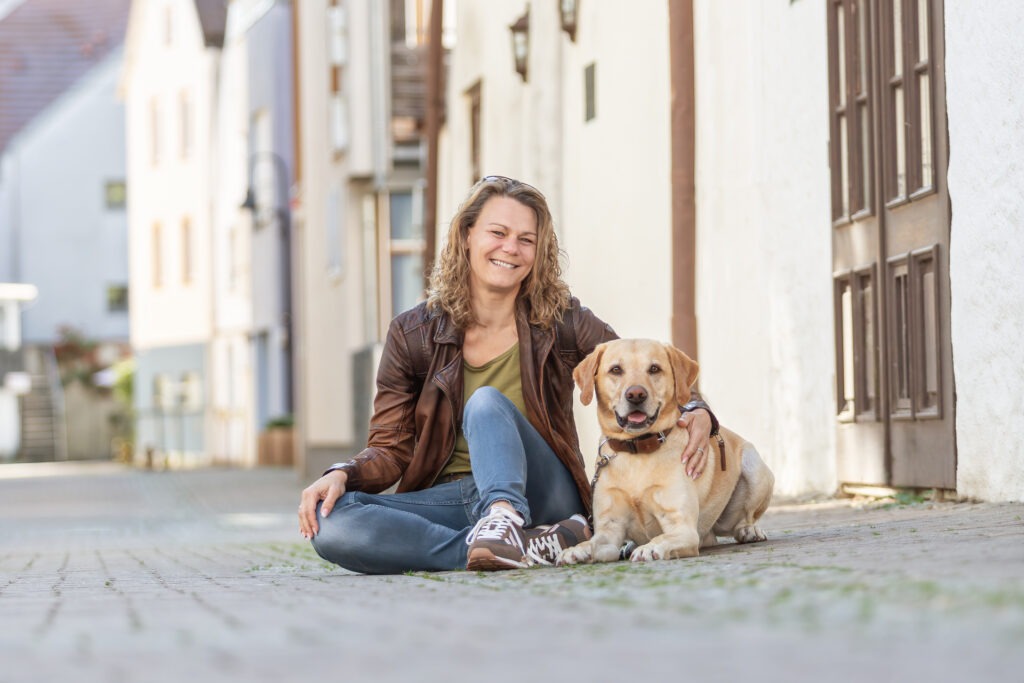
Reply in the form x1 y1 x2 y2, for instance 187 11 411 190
330 297 616 514
329 297 715 516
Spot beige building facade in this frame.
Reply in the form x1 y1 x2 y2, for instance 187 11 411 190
292 0 432 477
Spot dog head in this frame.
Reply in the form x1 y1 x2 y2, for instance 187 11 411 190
573 339 700 438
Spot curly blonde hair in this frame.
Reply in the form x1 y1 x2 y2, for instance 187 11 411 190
427 176 570 330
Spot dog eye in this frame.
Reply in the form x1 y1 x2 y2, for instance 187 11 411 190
608 365 623 375
648 364 662 374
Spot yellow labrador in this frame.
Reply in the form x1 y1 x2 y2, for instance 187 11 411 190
558 339 774 564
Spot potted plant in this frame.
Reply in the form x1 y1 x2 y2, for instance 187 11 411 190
258 414 294 466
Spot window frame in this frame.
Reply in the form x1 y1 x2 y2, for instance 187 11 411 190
881 0 936 207
828 0 875 225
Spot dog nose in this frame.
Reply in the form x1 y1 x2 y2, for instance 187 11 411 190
625 385 647 405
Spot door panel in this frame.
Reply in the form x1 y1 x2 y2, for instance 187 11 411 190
828 0 954 489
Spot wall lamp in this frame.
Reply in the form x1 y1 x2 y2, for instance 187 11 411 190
509 8 529 82
560 0 578 41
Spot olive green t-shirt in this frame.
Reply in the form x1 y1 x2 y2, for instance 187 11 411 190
439 343 526 477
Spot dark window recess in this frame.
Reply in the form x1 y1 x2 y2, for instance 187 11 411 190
828 0 873 222
467 81 482 183
584 62 596 122
107 285 129 313
834 264 880 421
887 244 943 420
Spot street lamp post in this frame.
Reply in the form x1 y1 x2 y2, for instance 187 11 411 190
240 151 294 416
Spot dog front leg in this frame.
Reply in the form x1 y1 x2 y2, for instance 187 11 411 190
631 494 700 562
560 488 630 564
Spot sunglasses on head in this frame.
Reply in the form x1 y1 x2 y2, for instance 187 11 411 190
479 175 544 197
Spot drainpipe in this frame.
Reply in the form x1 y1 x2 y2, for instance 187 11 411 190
668 0 697 362
289 0 306 474
422 0 444 286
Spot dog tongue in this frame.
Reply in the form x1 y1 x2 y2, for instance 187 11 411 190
627 411 648 424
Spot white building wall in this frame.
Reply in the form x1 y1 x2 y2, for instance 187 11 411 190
210 4 257 464
123 0 222 462
294 0 372 462
126 0 216 351
946 2 1024 502
1 51 129 345
693 0 835 497
561 3 674 461
443 2 677 464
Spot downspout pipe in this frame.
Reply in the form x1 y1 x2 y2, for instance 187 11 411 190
422 0 444 288
668 0 698 362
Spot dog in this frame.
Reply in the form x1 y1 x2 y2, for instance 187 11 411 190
558 339 774 564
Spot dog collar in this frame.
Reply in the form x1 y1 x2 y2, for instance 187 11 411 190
604 427 674 455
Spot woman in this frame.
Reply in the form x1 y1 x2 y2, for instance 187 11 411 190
298 176 715 574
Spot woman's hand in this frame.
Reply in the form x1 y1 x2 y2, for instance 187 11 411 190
298 470 348 539
678 408 712 479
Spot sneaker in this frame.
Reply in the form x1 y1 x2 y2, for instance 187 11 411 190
524 514 592 566
466 507 528 571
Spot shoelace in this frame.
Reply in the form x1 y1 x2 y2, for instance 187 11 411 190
465 510 524 550
525 533 563 565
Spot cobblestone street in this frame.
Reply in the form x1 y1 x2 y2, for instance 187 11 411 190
1 462 1022 683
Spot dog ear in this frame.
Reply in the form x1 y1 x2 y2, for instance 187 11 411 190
573 344 606 406
664 343 699 404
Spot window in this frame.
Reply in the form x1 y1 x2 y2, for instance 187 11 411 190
328 1 349 154
179 91 192 159
387 190 425 315
391 0 429 47
467 81 482 183
164 5 173 46
180 372 203 411
887 245 942 419
150 98 160 166
228 226 240 291
584 62 596 122
106 285 129 313
153 374 175 410
833 264 879 421
326 186 344 279
181 218 194 285
105 180 126 209
152 222 163 288
883 0 935 201
828 0 872 221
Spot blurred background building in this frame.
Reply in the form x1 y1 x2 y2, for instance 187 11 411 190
0 0 133 463
1 0 1021 503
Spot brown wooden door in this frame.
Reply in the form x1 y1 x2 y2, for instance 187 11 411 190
828 0 954 489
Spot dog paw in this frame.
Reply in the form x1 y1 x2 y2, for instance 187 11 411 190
557 541 594 565
629 543 665 562
734 524 767 543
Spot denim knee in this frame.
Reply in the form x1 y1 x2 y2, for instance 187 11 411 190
309 494 376 572
462 386 516 438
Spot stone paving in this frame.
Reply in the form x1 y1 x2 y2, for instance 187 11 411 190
1 461 1022 683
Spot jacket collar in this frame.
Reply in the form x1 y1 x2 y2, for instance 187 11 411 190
431 306 463 346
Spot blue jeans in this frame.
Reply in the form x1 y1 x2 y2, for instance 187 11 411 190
310 387 584 574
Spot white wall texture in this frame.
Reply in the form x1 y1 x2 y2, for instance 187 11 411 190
694 0 836 496
946 1 1024 502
